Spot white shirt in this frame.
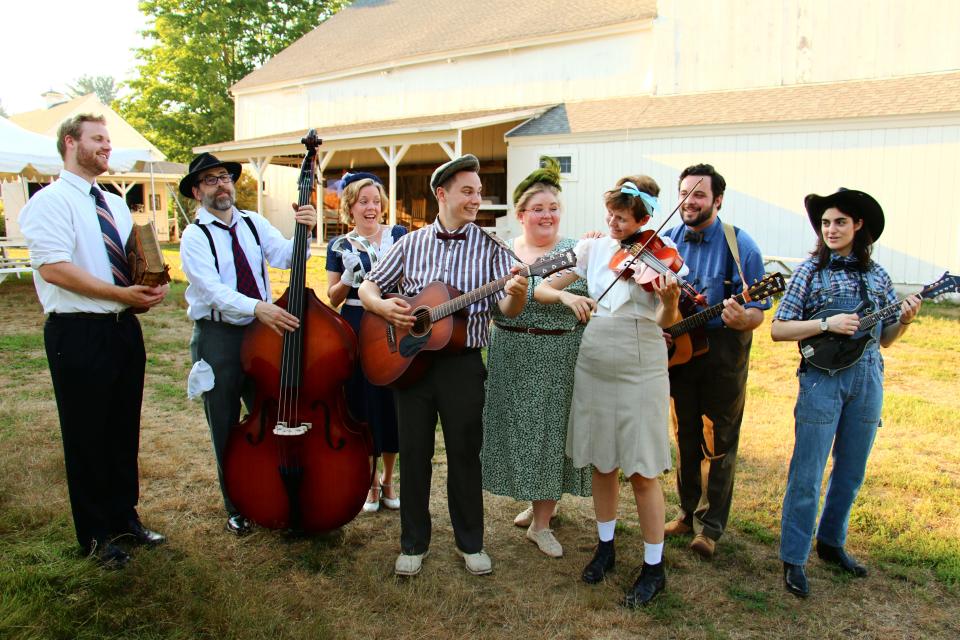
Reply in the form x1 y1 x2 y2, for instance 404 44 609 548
574 236 661 320
20 169 133 313
180 207 306 325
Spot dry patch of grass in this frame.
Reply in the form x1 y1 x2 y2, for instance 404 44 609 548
1 268 958 639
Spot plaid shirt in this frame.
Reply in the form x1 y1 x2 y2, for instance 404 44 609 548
365 220 513 348
774 255 898 325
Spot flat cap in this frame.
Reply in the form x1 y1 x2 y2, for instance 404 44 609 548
430 154 480 198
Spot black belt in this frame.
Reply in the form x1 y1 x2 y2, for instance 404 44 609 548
48 309 133 322
494 322 571 336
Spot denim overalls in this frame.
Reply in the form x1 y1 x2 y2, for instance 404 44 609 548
779 268 885 565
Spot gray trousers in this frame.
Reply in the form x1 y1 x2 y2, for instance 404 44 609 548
190 320 255 516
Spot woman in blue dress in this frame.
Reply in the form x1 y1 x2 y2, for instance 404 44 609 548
326 172 408 513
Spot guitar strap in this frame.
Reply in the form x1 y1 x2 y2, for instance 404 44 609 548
722 223 747 296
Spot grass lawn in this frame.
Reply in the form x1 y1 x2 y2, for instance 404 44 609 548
0 252 958 639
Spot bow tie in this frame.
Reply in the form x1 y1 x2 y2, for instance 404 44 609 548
684 230 705 244
829 259 862 273
436 230 467 241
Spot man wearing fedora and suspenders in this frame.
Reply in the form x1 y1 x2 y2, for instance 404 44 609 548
178 152 317 536
20 114 169 569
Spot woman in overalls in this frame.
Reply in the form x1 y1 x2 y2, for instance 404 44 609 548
771 188 921 598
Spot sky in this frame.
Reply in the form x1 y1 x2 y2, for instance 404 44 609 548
0 1 149 115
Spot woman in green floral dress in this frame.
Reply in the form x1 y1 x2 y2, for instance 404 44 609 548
481 159 592 559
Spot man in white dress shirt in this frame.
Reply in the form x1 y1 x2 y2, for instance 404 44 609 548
20 114 169 568
178 152 316 536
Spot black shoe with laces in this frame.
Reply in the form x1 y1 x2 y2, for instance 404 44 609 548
816 540 868 577
226 514 254 536
623 561 666 608
86 539 131 569
581 540 615 584
122 519 166 546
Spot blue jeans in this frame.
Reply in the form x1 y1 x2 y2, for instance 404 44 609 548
779 350 883 565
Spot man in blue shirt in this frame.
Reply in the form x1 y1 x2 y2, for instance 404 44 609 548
662 164 771 559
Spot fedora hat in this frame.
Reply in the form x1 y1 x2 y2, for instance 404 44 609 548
179 153 242 199
804 188 884 242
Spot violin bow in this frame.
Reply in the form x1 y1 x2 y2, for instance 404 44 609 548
595 177 703 305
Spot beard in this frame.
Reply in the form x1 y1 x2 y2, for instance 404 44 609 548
202 189 235 212
682 203 716 228
76 144 108 176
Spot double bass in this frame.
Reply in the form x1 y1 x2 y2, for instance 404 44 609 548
222 130 372 533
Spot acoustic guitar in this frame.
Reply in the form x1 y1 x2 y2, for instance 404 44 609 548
359 251 577 388
800 271 959 374
667 272 786 368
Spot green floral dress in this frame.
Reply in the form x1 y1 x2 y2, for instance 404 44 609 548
481 237 592 500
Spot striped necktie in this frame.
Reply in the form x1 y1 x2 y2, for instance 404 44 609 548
211 220 262 300
90 186 132 286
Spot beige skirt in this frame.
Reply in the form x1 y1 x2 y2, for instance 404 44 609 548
566 316 672 478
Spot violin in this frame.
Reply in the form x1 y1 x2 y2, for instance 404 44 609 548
608 229 705 304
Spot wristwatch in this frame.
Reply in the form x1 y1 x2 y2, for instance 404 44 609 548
819 318 829 332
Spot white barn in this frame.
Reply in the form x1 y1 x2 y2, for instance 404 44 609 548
198 0 960 285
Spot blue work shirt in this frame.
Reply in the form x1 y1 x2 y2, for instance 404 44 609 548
664 217 771 329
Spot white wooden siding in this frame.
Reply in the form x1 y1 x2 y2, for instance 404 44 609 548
236 30 653 139
507 119 960 285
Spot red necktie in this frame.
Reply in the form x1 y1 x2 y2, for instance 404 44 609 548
212 221 262 300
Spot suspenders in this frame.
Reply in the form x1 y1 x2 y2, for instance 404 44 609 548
194 212 266 321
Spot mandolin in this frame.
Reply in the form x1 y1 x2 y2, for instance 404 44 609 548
667 272 786 368
359 251 577 388
800 271 959 374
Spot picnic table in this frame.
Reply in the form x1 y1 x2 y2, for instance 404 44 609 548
0 238 32 283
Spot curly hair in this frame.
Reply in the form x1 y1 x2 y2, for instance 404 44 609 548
339 178 389 225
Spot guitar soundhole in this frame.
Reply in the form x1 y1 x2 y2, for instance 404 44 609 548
409 307 432 338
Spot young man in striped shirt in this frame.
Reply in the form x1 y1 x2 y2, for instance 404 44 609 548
360 154 528 577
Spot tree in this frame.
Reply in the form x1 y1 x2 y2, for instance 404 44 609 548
0 99 8 118
118 0 347 162
67 75 118 104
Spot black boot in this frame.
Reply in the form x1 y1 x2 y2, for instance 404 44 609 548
816 540 868 577
783 562 809 598
581 540 615 584
623 561 666 608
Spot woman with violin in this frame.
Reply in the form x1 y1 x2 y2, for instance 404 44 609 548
326 172 407 513
535 175 682 607
772 188 921 598
480 158 591 559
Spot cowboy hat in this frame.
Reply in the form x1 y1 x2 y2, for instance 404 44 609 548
804 187 884 242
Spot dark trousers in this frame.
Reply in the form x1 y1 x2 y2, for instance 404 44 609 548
44 312 146 549
190 320 255 515
669 328 752 540
396 350 486 555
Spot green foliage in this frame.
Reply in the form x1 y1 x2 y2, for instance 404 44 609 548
234 172 258 211
0 98 8 118
118 0 348 162
67 75 118 104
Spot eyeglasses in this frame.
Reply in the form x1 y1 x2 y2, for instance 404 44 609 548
523 207 559 216
199 174 234 186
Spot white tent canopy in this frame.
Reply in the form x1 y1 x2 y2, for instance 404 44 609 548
0 116 156 178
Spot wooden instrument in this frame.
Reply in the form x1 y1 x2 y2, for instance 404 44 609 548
125 221 171 287
799 272 959 374
667 272 786 367
359 251 577 388
222 130 372 533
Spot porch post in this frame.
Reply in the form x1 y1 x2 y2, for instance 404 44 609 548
249 156 273 215
375 144 410 226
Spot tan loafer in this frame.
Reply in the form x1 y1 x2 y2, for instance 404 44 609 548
457 548 492 575
690 533 716 559
394 550 429 576
664 518 692 537
526 523 563 558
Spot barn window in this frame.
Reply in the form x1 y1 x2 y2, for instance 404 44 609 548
543 155 573 174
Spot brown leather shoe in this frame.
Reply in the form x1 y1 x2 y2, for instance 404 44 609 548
664 518 692 537
690 533 716 559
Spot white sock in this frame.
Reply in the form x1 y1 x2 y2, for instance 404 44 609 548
644 541 664 565
597 519 616 542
